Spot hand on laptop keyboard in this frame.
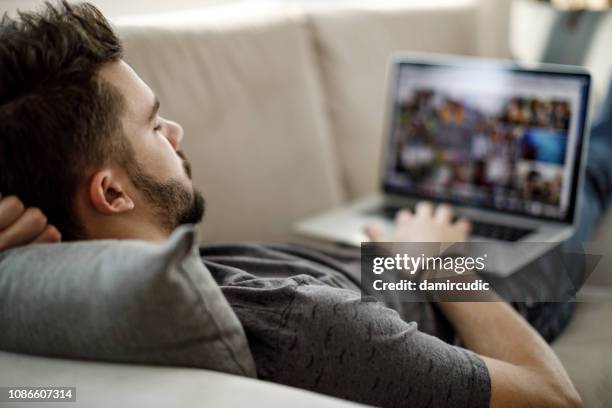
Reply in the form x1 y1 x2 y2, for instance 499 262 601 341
365 201 471 243
369 203 533 242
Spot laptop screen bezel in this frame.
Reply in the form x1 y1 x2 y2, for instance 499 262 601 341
381 55 591 226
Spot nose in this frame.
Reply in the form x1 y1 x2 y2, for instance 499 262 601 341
164 119 184 150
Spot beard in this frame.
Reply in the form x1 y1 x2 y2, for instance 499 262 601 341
127 151 205 235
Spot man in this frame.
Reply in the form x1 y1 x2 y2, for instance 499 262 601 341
3 2 606 407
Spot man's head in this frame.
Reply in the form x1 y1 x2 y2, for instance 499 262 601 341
0 1 204 242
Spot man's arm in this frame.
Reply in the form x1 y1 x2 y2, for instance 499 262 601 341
439 301 581 408
367 201 582 408
0 194 61 251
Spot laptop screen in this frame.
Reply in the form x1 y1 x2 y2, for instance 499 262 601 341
383 59 590 223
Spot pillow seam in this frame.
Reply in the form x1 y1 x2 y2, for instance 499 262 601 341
179 259 254 377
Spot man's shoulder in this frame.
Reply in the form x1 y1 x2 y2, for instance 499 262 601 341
218 269 358 318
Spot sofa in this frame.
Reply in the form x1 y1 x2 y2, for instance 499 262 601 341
1 0 611 406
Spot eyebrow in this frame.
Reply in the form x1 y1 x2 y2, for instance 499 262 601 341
146 97 160 124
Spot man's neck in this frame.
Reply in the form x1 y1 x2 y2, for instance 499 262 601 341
84 217 170 243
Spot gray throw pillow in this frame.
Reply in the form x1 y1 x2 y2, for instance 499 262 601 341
0 225 256 377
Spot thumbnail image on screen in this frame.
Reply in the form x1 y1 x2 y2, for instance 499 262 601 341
387 85 574 219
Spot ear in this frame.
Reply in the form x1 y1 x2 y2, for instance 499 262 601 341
88 169 135 215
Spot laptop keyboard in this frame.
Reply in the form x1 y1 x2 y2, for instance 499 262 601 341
370 205 534 242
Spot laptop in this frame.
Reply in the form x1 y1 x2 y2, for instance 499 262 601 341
295 53 592 276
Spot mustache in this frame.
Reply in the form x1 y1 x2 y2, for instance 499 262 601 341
176 150 192 179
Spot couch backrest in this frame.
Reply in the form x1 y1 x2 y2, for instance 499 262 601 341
115 3 344 243
305 1 480 199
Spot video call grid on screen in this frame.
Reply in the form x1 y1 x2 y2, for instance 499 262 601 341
383 62 589 222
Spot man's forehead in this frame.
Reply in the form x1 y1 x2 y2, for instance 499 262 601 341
98 60 155 120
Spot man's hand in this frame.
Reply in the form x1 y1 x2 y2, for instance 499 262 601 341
0 194 61 251
365 201 471 242
366 201 582 407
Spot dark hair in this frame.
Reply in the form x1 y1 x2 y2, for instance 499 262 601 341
0 1 126 240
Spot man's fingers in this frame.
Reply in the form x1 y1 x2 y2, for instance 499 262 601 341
395 209 413 223
0 207 48 251
415 201 434 218
364 225 385 242
0 195 26 230
434 204 453 223
455 218 472 234
32 225 62 244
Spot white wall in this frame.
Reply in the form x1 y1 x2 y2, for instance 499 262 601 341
0 0 229 17
2 0 512 58
0 0 509 20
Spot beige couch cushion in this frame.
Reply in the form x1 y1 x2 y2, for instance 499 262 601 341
115 3 343 242
0 350 366 408
306 1 479 199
